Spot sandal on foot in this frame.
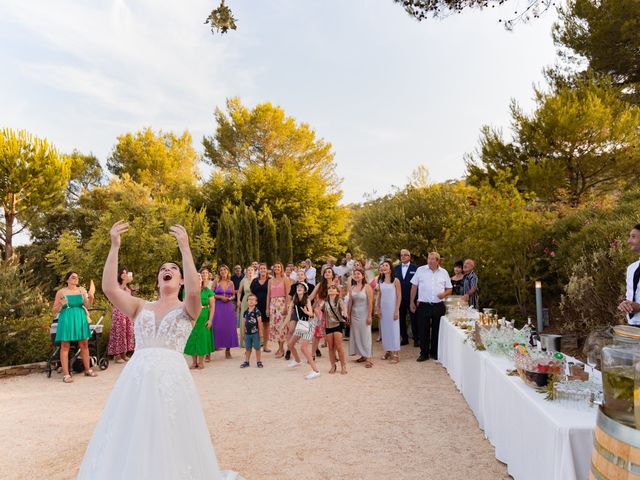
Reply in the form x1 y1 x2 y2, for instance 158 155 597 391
257 361 264 368
341 367 348 375
62 374 73 383
365 360 373 368
356 357 366 363
381 352 391 360
84 369 97 377
240 361 250 368
329 365 337 374
391 354 399 364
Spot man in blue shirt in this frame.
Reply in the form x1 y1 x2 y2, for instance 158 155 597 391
462 259 479 310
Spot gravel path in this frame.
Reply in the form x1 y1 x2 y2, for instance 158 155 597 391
0 341 509 479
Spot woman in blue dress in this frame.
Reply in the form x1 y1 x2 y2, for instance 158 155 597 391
52 271 96 383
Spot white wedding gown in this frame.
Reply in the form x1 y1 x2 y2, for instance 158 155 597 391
78 304 241 479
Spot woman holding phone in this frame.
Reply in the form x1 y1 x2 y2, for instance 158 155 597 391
52 271 96 383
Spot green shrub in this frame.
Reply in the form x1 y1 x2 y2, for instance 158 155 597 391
560 245 631 333
0 260 52 366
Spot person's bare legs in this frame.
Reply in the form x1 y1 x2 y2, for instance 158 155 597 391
78 339 91 371
288 335 301 363
327 334 337 373
301 340 318 373
334 332 347 373
190 355 198 369
60 341 71 377
262 320 271 352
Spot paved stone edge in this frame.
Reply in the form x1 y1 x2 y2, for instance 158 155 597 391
0 362 48 378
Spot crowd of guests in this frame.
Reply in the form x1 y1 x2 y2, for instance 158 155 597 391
53 251 480 382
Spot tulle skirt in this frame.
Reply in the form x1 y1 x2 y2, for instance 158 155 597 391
77 347 241 480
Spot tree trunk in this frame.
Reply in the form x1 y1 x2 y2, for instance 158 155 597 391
3 200 15 260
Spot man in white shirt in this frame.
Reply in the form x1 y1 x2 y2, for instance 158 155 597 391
618 224 640 325
304 259 317 286
410 252 452 362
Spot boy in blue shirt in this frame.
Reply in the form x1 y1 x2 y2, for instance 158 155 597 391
241 293 264 368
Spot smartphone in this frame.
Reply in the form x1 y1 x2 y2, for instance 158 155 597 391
127 271 133 280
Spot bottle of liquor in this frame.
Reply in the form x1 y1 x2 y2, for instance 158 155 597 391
528 317 538 348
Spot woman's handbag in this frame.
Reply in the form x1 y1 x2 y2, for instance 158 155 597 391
293 305 311 337
294 319 311 337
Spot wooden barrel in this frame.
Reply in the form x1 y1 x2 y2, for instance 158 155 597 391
591 408 640 479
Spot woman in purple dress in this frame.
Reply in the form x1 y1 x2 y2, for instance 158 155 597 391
212 265 238 358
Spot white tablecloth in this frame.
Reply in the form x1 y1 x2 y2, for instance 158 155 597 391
438 317 596 480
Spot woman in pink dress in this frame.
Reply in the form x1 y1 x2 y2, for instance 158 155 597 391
107 267 135 362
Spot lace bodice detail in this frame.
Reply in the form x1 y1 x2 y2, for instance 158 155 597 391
134 304 193 352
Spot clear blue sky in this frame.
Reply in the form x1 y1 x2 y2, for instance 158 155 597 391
0 0 558 204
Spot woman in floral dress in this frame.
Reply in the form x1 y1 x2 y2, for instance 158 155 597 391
108 267 135 363
267 262 290 358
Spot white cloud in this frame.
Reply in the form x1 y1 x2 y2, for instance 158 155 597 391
0 0 252 156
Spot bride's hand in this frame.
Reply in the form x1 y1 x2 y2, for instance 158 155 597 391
110 220 129 248
169 225 190 250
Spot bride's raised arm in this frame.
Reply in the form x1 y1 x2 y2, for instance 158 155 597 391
170 225 201 321
102 221 144 320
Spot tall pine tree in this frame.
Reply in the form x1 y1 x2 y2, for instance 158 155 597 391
261 206 277 266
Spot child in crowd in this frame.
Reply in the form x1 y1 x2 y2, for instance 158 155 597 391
323 284 348 374
241 294 263 368
286 283 320 380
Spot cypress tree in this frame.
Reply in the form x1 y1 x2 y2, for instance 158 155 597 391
278 214 293 265
248 206 260 262
216 207 235 267
261 206 277 266
234 202 252 267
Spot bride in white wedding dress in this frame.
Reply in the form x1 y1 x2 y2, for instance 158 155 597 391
77 221 241 480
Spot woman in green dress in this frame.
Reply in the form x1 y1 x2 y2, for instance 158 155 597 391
53 271 96 383
183 268 215 369
236 265 255 348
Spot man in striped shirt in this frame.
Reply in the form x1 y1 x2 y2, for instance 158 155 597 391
462 259 479 310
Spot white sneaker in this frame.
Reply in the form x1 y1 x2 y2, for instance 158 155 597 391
305 371 321 380
287 361 302 368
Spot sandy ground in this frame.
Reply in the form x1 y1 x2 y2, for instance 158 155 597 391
0 341 510 480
